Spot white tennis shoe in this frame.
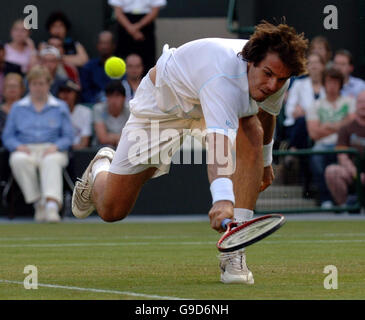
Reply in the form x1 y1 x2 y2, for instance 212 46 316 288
219 248 254 284
72 147 115 219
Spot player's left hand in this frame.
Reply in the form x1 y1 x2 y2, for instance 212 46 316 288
260 165 274 192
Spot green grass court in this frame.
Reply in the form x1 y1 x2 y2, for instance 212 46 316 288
0 219 364 300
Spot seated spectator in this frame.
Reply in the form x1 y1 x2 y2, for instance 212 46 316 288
0 42 22 99
333 49 365 99
306 68 356 208
308 36 332 69
122 53 144 108
40 35 80 84
0 73 25 146
284 53 326 149
80 31 116 103
1 65 74 222
39 45 68 96
325 90 365 207
4 19 37 74
93 80 129 148
45 11 89 67
109 0 166 73
57 79 92 150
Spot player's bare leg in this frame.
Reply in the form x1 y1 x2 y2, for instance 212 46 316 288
219 116 263 285
72 147 157 221
92 168 157 222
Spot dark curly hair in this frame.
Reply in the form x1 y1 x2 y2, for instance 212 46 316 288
241 20 308 76
45 11 72 32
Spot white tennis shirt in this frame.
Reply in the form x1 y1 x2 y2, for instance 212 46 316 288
153 38 289 139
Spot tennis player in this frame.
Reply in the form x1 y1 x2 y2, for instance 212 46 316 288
72 21 308 284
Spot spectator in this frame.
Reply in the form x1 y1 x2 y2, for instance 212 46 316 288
2 65 74 222
39 45 68 96
306 68 356 208
0 42 22 99
284 53 326 149
57 79 92 150
109 0 166 73
333 49 365 99
122 53 144 108
80 31 116 103
5 19 37 74
308 36 332 68
0 73 25 145
45 11 89 67
42 35 80 84
93 80 129 148
325 90 365 207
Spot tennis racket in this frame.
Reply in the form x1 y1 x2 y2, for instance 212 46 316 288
217 214 286 252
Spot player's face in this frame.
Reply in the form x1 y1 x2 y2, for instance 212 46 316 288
247 52 291 102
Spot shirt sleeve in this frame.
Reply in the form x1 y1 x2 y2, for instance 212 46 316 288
284 80 300 121
257 79 290 116
80 108 92 137
54 104 75 151
199 77 241 143
93 103 105 124
151 0 167 7
1 105 22 152
306 100 320 121
108 0 123 7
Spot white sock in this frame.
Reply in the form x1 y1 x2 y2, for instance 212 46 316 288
234 208 254 223
46 200 59 211
91 158 111 182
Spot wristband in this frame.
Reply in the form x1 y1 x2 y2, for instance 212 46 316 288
263 140 274 167
210 178 235 205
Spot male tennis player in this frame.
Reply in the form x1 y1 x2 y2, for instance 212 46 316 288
72 21 308 284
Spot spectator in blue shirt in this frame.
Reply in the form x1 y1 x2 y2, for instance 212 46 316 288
333 49 365 99
80 31 118 103
2 65 73 222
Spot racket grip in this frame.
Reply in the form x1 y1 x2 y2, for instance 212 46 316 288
221 218 232 230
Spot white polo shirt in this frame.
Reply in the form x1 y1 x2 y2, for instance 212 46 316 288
153 38 289 140
108 0 167 14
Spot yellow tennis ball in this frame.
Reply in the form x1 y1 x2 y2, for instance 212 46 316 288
104 56 126 79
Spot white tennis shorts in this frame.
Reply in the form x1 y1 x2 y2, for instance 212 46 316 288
109 72 206 178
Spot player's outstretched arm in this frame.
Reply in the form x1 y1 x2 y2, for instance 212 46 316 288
206 133 235 233
257 108 276 192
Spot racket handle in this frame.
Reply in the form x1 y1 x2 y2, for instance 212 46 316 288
221 218 232 230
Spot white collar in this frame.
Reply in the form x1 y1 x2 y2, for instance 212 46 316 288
18 94 61 107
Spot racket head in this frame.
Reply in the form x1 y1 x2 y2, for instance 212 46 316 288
217 214 286 252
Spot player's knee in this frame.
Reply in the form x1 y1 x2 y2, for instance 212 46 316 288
98 204 129 223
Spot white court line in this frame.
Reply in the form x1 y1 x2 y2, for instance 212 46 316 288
0 239 365 248
0 279 190 300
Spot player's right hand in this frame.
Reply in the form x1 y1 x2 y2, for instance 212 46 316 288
208 200 234 233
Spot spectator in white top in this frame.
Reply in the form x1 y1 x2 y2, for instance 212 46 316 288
109 0 167 73
57 79 92 150
122 53 144 109
333 49 365 99
284 52 326 149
